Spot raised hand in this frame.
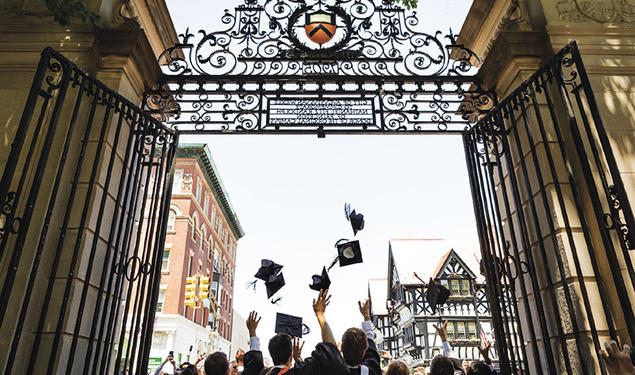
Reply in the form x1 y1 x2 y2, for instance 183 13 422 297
292 337 305 363
600 340 635 375
236 349 245 365
478 342 492 362
432 320 448 342
246 311 261 337
312 289 331 316
358 298 371 321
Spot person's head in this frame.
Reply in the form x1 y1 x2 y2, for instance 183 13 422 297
430 355 454 375
268 333 293 365
341 328 368 366
229 360 238 375
176 364 197 375
385 360 410 375
466 360 494 375
205 352 229 375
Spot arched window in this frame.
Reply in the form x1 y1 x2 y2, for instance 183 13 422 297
192 212 199 240
200 226 206 251
167 210 176 232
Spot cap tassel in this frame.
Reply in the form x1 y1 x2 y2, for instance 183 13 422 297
270 296 282 305
327 255 339 271
246 280 258 291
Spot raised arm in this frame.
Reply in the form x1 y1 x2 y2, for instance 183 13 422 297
246 311 261 350
433 321 455 358
243 311 264 375
313 289 336 345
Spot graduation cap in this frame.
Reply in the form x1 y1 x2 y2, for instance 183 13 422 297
248 259 285 301
309 267 331 291
344 203 365 236
275 312 310 338
426 278 450 314
265 272 285 299
255 259 283 281
336 239 363 267
328 239 363 270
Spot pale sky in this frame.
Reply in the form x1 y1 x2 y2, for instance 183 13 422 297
166 0 476 358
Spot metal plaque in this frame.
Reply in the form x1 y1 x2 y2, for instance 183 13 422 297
268 98 374 126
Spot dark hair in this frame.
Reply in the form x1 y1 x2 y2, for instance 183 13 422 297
341 328 368 366
205 352 229 375
430 355 454 375
386 361 410 375
268 334 293 365
466 360 494 375
176 365 197 375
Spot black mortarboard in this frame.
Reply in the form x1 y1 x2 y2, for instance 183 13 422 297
345 203 365 236
426 278 450 314
255 259 283 281
275 312 309 338
265 272 285 298
335 239 363 267
309 267 331 291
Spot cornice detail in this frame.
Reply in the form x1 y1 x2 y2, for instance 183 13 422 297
556 0 635 23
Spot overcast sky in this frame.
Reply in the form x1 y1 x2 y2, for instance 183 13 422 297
166 0 476 357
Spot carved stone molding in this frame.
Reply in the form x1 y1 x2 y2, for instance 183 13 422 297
556 0 635 23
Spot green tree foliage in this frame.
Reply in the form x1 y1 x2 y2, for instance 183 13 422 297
43 0 100 26
396 0 418 10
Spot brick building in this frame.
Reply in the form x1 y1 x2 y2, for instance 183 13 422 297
148 144 244 368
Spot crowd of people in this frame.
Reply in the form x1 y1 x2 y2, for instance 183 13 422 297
152 289 635 375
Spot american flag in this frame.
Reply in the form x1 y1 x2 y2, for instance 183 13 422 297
480 327 490 347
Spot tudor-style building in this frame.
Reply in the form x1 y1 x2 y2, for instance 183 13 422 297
373 239 500 368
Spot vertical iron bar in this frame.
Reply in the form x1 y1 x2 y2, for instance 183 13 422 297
3 71 87 373
555 61 635 343
540 71 617 348
138 132 179 372
486 114 542 373
517 87 588 374
65 96 125 371
463 130 512 373
497 106 558 372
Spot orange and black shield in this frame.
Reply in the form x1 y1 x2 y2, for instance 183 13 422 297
304 11 337 45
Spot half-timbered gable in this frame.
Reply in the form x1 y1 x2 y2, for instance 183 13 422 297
381 239 498 367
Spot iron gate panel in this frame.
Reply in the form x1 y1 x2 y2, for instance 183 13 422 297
0 47 178 374
465 41 635 375
144 0 496 134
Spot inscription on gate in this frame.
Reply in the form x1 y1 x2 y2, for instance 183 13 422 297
268 98 374 126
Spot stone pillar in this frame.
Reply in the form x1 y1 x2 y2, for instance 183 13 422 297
0 0 177 373
459 0 635 373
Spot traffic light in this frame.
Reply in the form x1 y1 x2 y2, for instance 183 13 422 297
199 276 210 301
184 276 197 308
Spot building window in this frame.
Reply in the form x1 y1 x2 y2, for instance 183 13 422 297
162 250 170 272
211 205 216 223
200 226 206 251
167 210 176 232
156 291 165 312
461 280 471 296
446 323 455 340
468 322 477 340
172 169 183 193
450 280 460 296
457 322 466 339
196 179 202 202
203 193 209 217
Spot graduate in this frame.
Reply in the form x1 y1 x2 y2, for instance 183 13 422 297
242 290 348 375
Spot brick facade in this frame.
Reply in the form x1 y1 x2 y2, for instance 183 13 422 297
157 144 243 344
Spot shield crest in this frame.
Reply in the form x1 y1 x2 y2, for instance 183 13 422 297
304 11 337 45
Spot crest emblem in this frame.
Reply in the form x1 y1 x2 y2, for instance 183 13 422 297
304 11 337 45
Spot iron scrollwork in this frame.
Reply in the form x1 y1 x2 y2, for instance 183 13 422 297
148 0 494 134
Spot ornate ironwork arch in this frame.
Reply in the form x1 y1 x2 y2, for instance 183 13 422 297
145 0 495 134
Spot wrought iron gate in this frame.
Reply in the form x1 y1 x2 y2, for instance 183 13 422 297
0 48 178 374
464 41 635 375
